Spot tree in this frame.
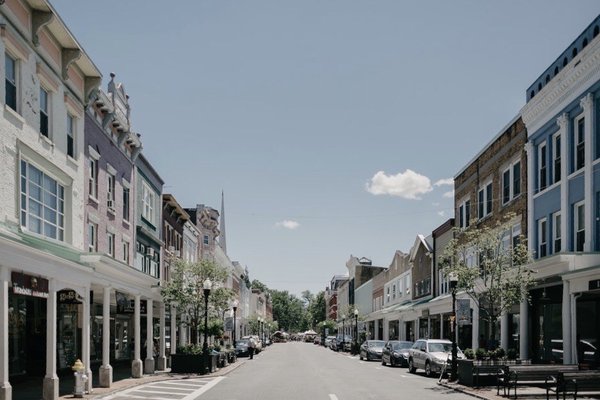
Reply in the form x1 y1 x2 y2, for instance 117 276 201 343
251 279 268 292
161 258 233 345
307 291 326 326
270 289 305 332
440 213 535 348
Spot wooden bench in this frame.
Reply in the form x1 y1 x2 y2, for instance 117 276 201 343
546 370 600 400
497 364 579 399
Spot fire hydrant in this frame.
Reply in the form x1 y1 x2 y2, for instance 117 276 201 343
72 359 88 398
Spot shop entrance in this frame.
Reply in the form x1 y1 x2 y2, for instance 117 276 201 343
8 293 47 378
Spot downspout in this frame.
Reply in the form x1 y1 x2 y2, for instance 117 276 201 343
570 292 583 364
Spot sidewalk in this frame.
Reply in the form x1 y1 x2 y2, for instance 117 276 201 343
439 380 549 400
58 360 247 399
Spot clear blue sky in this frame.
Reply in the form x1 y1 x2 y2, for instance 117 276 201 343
52 0 600 296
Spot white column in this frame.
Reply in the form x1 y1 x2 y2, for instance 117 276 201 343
562 280 572 364
0 268 11 400
440 314 444 340
500 313 509 350
581 93 594 252
557 113 568 250
132 295 142 378
415 317 420 339
82 287 92 393
382 318 389 341
43 280 58 400
170 305 177 355
427 317 431 339
374 320 379 340
471 305 479 350
525 141 535 254
519 299 529 360
99 287 112 387
157 303 166 370
144 299 154 374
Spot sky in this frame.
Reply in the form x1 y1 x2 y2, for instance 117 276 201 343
52 0 600 296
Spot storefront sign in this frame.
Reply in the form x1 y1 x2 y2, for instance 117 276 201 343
116 292 147 314
421 309 430 317
11 272 48 298
456 299 471 325
589 279 600 291
58 290 82 304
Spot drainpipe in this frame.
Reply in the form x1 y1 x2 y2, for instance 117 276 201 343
570 292 582 364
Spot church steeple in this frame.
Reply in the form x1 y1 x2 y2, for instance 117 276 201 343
219 190 227 254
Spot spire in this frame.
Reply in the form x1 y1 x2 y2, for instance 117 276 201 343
219 190 227 254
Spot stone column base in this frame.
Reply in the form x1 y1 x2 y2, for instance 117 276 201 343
144 358 155 374
42 376 59 400
131 359 143 378
156 356 167 371
99 365 113 388
85 369 93 393
0 382 12 400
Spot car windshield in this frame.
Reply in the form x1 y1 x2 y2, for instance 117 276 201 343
392 342 413 350
428 342 452 352
369 341 386 347
237 339 249 346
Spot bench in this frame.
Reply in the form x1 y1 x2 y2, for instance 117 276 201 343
546 371 600 400
472 364 503 388
497 364 579 399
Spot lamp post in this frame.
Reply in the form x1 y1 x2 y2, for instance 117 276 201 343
354 308 359 355
341 315 346 352
231 300 238 348
449 273 458 382
203 278 212 373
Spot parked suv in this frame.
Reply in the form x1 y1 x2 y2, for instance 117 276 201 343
408 339 465 377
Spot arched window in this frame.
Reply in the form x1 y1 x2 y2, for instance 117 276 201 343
563 57 568 67
594 26 599 37
545 75 550 83
583 38 588 48
572 48 578 58
554 66 559 76
538 82 542 91
530 90 535 99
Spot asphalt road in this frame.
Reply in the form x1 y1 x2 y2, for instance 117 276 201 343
199 341 473 400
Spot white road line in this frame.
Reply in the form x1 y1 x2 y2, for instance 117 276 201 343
98 377 225 400
329 394 339 400
180 377 224 400
145 385 194 391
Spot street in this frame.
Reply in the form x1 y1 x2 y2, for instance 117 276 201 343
197 342 472 400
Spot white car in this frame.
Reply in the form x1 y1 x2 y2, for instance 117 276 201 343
408 339 465 377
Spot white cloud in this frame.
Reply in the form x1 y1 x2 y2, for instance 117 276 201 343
276 220 300 230
442 190 454 198
366 169 432 200
434 178 454 186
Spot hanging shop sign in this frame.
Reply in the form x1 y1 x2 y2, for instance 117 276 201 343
58 289 83 304
224 317 234 331
116 291 147 314
11 272 48 298
456 299 471 325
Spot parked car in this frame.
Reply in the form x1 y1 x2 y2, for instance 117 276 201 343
331 335 352 351
313 336 321 345
242 335 263 353
359 340 386 361
408 339 465 377
324 336 336 348
235 338 251 357
381 340 413 367
552 338 598 366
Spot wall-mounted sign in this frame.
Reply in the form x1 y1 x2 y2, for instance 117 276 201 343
11 272 48 298
116 291 147 314
421 309 430 317
456 299 471 325
58 290 82 304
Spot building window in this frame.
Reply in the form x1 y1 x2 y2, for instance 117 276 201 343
538 218 547 258
478 182 492 219
67 114 75 158
513 162 521 198
553 133 561 183
39 87 49 137
88 222 97 252
459 199 470 228
539 142 547 191
107 173 115 211
575 117 585 171
123 240 130 264
107 232 115 257
553 212 561 253
89 158 98 199
575 201 585 252
20 160 65 241
203 235 209 245
5 53 17 111
502 161 521 205
142 182 155 223
123 187 130 221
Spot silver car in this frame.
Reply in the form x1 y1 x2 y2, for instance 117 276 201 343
408 339 465 377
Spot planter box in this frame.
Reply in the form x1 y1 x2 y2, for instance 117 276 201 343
171 354 219 374
458 359 531 387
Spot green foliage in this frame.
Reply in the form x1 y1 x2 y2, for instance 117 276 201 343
177 344 203 355
475 348 488 360
440 213 535 342
270 289 306 332
464 348 475 360
161 259 233 343
507 348 518 360
251 279 268 292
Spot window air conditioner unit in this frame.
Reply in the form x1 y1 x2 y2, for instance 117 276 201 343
146 247 154 257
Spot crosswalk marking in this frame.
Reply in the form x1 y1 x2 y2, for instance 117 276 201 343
97 377 224 400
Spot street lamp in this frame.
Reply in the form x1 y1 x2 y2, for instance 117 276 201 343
449 272 459 382
354 308 359 355
231 299 238 348
341 314 346 352
203 278 212 373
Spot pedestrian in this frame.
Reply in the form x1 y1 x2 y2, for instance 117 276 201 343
248 337 255 359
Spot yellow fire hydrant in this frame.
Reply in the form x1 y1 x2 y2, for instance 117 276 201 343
72 359 88 398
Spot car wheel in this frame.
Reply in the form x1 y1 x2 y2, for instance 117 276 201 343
425 361 432 377
366 354 370 361
408 359 416 373
359 353 363 360
381 358 386 366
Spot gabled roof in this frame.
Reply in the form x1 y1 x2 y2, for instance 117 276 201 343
409 234 432 262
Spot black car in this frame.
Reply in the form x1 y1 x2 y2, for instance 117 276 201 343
235 338 250 357
381 340 413 367
359 340 386 361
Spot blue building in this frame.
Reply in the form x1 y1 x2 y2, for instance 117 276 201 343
522 15 600 366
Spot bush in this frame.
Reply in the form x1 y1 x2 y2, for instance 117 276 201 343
177 344 203 355
475 348 488 360
493 347 506 359
464 348 475 360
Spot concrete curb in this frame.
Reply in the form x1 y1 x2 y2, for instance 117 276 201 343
437 381 497 400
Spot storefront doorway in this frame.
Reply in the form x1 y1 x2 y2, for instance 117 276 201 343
8 293 46 378
531 285 563 364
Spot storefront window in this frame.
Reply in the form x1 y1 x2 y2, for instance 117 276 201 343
57 303 79 369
